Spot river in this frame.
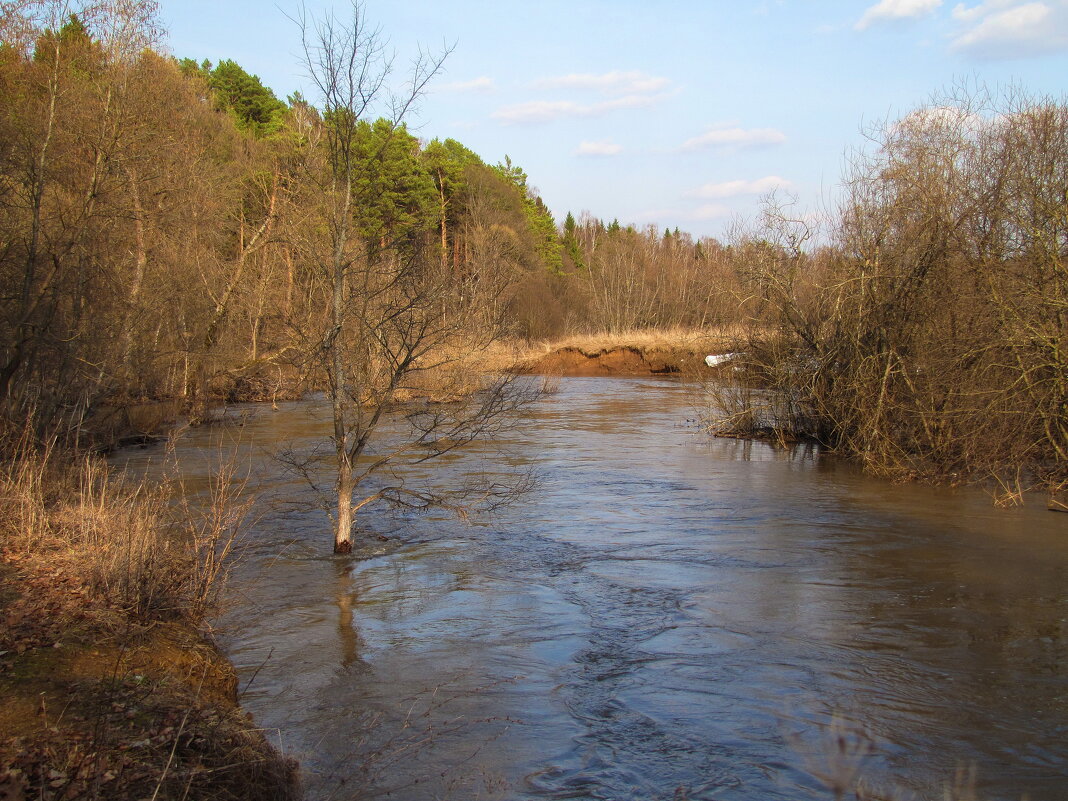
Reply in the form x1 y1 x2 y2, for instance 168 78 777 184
115 377 1068 800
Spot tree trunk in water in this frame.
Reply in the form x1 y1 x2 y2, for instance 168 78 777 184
330 170 354 555
335 460 354 554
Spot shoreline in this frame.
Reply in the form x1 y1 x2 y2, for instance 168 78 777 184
0 556 300 800
518 343 711 376
0 449 300 800
0 328 741 798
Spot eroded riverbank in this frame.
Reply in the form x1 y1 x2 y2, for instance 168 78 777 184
517 329 733 377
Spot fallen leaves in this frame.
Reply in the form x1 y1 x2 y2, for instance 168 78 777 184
0 553 98 668
0 667 295 801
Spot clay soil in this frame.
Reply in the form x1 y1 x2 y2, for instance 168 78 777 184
521 345 713 377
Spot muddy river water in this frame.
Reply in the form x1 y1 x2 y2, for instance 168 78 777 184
116 377 1068 800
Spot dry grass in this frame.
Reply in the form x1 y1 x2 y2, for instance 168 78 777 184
390 339 536 403
789 717 992 801
526 326 744 358
0 434 249 624
424 339 534 376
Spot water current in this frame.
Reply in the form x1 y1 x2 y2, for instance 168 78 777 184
115 377 1068 800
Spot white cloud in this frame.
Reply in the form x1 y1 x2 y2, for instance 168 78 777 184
680 126 787 151
493 94 663 124
951 1 1068 58
855 0 943 29
689 176 793 199
688 204 733 220
575 140 624 157
496 70 673 126
953 0 1026 22
893 105 985 134
439 76 496 93
531 70 669 95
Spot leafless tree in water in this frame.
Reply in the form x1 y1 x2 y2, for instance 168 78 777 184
288 2 538 553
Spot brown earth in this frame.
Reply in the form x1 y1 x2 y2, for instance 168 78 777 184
520 345 712 377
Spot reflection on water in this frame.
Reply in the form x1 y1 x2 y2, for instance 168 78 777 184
115 378 1068 801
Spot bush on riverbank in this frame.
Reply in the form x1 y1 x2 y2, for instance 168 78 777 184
705 87 1068 504
0 436 299 800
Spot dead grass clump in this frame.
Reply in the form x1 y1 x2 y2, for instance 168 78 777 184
447 339 532 375
700 353 821 448
539 373 562 395
381 340 533 403
792 718 988 801
393 361 489 404
0 436 249 624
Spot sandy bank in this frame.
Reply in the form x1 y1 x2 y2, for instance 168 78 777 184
0 449 299 801
520 344 710 376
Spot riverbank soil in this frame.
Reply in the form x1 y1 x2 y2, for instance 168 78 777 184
0 504 298 801
518 328 736 376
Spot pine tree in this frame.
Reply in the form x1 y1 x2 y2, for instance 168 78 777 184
207 59 287 137
494 156 562 273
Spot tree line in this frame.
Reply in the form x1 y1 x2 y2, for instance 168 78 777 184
0 2 747 433
0 0 753 549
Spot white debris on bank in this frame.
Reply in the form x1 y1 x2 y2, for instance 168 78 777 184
704 352 741 368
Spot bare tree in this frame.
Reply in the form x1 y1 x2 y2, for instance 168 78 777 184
290 3 535 553
0 0 169 433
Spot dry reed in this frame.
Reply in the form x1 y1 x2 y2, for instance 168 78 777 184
0 430 250 625
0 428 296 801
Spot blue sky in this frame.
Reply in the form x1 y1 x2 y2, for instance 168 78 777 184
162 0 1068 239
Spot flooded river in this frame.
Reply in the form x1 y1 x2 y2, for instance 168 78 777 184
117 377 1068 800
